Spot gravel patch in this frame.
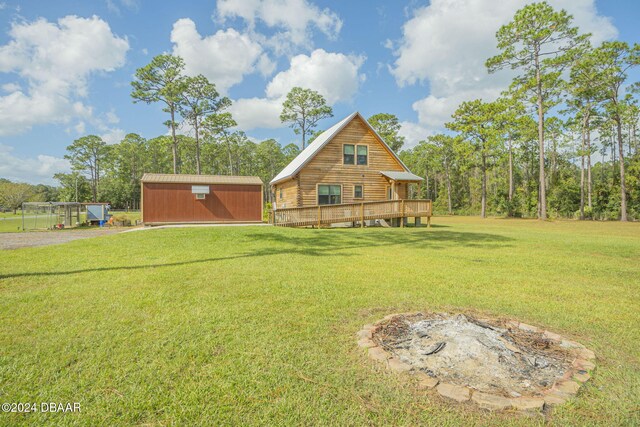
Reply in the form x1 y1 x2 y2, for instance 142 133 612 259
0 228 124 250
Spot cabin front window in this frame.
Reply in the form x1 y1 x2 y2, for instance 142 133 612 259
357 145 368 165
318 185 341 205
343 144 355 165
354 184 363 199
279 188 283 200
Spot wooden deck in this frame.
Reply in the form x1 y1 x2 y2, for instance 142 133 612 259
270 199 432 227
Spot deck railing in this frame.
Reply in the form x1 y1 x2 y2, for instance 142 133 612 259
270 199 432 227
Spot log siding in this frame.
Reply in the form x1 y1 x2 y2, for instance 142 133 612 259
272 113 418 208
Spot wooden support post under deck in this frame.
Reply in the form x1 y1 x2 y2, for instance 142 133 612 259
317 205 321 228
360 202 364 228
400 200 405 228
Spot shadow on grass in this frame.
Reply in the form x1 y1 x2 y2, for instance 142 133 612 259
0 228 512 279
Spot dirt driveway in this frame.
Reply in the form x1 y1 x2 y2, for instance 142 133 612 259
0 228 125 250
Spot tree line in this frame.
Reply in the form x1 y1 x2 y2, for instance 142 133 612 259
400 1 640 221
0 179 57 214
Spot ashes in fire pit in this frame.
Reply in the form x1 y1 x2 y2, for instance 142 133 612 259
357 312 596 412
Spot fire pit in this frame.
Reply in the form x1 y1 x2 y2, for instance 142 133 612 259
357 312 595 412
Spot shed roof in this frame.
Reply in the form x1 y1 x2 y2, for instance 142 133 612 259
380 170 424 182
141 173 263 185
270 112 410 185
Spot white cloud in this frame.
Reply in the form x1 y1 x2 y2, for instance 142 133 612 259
106 0 139 15
398 121 436 150
412 87 503 129
120 0 139 10
391 0 618 131
0 15 129 136
171 18 273 94
2 82 20 92
0 144 70 184
106 0 120 14
100 128 125 145
230 48 366 130
216 0 342 53
266 49 365 104
229 97 283 129
73 121 86 134
105 110 119 124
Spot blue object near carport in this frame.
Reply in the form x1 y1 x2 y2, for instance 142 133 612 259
84 203 111 224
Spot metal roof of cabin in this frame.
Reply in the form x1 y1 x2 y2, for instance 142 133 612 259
379 170 424 182
141 173 263 185
270 112 411 185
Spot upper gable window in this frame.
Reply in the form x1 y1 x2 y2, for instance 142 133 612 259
343 144 355 165
357 145 368 165
344 144 368 166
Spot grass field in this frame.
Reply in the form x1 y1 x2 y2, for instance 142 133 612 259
0 212 20 218
0 217 638 426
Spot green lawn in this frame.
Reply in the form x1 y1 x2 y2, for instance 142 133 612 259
0 217 23 232
0 217 638 426
0 212 21 218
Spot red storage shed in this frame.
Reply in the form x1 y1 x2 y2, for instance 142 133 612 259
141 173 263 224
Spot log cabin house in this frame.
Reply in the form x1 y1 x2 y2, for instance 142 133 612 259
270 111 423 208
269 112 430 227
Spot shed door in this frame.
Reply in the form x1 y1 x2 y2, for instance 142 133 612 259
208 184 262 221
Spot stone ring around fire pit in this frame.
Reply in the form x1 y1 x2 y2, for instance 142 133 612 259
357 312 596 412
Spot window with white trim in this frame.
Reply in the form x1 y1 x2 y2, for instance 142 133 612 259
357 145 368 165
343 144 355 165
318 185 341 205
354 184 363 199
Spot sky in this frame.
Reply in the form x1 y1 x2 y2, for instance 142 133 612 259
0 0 639 184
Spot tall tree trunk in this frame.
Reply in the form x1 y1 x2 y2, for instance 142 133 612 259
301 117 307 150
194 121 201 175
508 137 514 216
92 167 97 203
616 115 628 221
95 160 100 203
580 120 586 220
611 133 616 187
434 175 438 202
425 168 429 200
444 156 453 215
481 151 487 218
170 107 178 174
586 116 592 210
228 144 233 175
551 136 557 187
535 51 547 220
